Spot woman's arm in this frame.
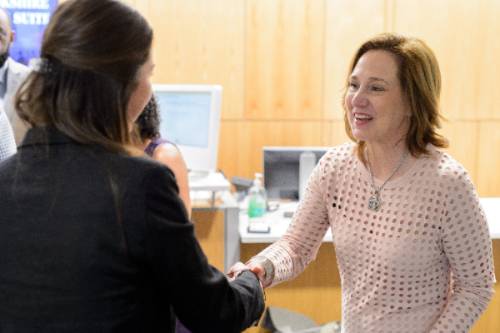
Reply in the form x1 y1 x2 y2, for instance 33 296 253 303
429 169 495 332
153 143 192 218
243 154 332 287
142 166 264 332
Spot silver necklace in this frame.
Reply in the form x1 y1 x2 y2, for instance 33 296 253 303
366 150 408 211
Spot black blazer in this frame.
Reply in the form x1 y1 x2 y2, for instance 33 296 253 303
0 127 264 333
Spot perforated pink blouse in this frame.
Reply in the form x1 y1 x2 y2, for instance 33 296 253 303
254 143 495 333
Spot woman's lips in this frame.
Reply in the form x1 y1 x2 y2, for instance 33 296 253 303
353 112 373 126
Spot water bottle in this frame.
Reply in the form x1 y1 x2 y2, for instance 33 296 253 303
247 173 269 232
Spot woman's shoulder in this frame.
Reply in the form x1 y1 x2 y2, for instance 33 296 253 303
117 149 177 181
425 146 473 187
318 142 357 170
152 141 186 167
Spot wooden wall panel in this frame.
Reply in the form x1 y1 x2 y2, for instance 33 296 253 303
474 0 500 120
324 0 386 120
218 120 325 180
119 0 135 7
192 210 225 271
131 0 149 15
322 120 350 146
476 121 500 197
148 0 245 119
440 121 479 186
392 0 482 121
245 0 325 120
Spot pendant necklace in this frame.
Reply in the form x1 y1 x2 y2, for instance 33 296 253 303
366 150 408 212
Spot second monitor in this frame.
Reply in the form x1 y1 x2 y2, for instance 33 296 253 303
264 147 329 201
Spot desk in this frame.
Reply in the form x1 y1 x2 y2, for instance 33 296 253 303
190 171 231 206
188 171 239 272
240 197 500 243
191 185 240 272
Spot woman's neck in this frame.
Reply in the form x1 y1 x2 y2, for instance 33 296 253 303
365 139 410 181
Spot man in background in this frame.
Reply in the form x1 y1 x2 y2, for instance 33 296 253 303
0 104 15 161
0 8 30 144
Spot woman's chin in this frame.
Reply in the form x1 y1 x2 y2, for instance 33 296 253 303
351 130 368 142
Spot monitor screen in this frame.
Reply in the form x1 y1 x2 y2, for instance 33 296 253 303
153 84 222 172
158 91 211 148
264 147 329 200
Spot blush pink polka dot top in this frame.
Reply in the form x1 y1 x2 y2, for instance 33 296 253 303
254 143 495 333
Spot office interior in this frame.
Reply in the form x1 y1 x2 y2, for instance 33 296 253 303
68 1 500 332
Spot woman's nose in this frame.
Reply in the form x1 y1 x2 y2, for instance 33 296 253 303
351 89 368 108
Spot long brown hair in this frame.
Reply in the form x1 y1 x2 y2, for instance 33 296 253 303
15 0 153 154
343 33 448 161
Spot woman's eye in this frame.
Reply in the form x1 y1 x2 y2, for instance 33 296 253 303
348 82 358 89
371 85 385 92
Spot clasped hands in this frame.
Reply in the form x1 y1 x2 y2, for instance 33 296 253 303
227 261 268 288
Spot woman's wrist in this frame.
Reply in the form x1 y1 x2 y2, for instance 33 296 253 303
248 256 275 287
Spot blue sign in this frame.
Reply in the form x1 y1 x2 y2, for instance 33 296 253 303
2 0 58 65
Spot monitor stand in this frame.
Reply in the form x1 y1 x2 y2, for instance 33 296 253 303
188 170 210 183
189 170 231 206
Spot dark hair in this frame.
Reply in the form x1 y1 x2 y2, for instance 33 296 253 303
343 33 448 161
136 95 161 141
15 0 153 154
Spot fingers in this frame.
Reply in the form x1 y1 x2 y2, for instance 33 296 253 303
227 261 267 287
227 261 249 281
248 263 265 281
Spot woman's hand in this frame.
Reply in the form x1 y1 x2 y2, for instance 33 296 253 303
226 261 250 281
227 261 267 287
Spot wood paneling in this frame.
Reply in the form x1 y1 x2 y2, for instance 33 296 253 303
322 120 351 146
392 0 483 121
123 0 500 197
474 0 500 120
218 120 325 180
324 0 386 120
148 0 245 119
440 121 479 185
244 0 325 120
132 0 149 15
192 210 225 271
477 121 500 197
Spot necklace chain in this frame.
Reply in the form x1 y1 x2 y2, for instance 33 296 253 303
366 150 408 211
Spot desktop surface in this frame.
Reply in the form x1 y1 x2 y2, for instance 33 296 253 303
239 198 500 243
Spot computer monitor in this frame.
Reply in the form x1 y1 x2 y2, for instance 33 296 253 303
263 147 329 200
153 84 222 173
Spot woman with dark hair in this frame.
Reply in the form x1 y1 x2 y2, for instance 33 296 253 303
0 1 264 332
136 96 191 218
230 33 495 333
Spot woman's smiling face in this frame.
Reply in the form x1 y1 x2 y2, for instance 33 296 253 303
345 50 411 146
